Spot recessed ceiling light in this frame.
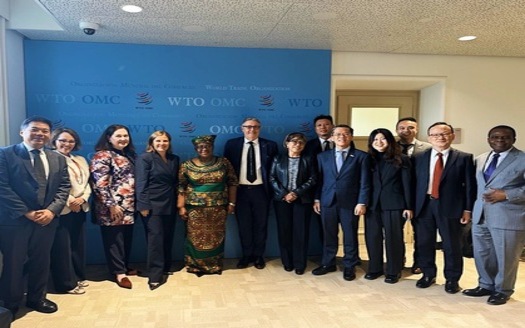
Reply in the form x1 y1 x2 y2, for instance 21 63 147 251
121 5 143 13
458 35 477 41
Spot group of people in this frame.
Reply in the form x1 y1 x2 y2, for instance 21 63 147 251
0 114 523 323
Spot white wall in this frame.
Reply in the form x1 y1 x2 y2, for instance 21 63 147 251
332 52 525 156
5 28 25 144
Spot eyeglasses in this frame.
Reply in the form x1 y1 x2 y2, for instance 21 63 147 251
57 139 76 144
333 133 351 137
196 144 212 150
242 125 261 130
428 133 452 138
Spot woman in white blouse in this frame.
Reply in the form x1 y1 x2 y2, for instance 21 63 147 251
49 128 91 295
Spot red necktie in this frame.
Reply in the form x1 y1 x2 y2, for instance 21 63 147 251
431 153 443 199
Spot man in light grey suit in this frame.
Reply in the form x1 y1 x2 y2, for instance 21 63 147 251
396 117 431 274
463 125 525 305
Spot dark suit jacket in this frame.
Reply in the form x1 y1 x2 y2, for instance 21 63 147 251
413 148 476 218
315 148 371 209
0 143 70 225
369 155 413 211
223 136 278 194
270 154 317 204
135 151 180 216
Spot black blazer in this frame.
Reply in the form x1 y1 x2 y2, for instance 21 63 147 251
0 143 70 225
135 151 180 216
413 148 476 218
270 154 317 204
369 155 413 211
223 136 278 194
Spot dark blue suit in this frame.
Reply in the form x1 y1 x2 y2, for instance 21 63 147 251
413 148 476 281
0 143 70 307
315 148 371 268
135 151 179 282
224 137 278 258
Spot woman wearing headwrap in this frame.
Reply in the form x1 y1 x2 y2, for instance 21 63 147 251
177 135 238 276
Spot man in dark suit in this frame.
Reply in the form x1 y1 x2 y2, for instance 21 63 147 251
303 114 334 157
463 125 525 305
312 124 370 281
0 116 70 319
412 122 476 294
223 117 278 269
396 117 431 274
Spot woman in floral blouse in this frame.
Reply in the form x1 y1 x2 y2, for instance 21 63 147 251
90 124 137 289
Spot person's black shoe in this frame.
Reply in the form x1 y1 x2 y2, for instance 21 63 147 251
4 304 19 321
149 282 161 290
364 271 383 280
462 286 493 297
312 265 337 275
284 265 294 272
26 299 58 314
487 292 510 305
236 257 251 269
295 269 305 275
416 276 436 288
343 267 356 281
384 274 401 284
444 281 460 294
254 256 266 269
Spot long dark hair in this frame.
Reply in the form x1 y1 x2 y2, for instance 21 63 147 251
94 124 136 157
367 128 402 167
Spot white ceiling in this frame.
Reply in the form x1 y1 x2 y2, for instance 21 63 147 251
7 0 525 58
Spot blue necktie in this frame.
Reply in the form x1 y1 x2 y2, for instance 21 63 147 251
483 153 500 182
336 150 346 172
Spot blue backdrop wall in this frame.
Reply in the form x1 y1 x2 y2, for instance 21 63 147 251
24 40 331 264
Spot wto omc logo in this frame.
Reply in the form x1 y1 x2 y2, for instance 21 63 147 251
259 95 274 107
180 121 196 133
136 92 153 105
299 121 311 134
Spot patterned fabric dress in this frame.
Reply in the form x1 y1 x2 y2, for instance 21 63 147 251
178 156 238 274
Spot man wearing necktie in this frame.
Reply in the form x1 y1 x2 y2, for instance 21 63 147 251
0 116 70 319
396 117 431 275
463 125 525 305
412 122 475 294
312 124 371 281
224 118 278 270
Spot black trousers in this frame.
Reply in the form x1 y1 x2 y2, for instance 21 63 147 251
142 214 176 283
415 199 463 282
100 225 134 276
235 185 270 258
0 219 57 306
274 201 311 270
50 211 86 292
365 209 405 275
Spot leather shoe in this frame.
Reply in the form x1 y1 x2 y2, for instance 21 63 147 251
284 266 294 272
384 274 400 284
343 267 356 281
236 257 251 269
416 276 436 288
445 281 460 294
312 265 337 275
254 256 266 269
149 282 161 291
462 286 493 297
364 271 383 280
117 277 132 289
295 269 305 275
487 292 510 305
411 266 422 274
26 299 58 314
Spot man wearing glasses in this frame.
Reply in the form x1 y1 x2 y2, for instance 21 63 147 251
312 124 370 281
412 122 476 294
224 118 278 269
